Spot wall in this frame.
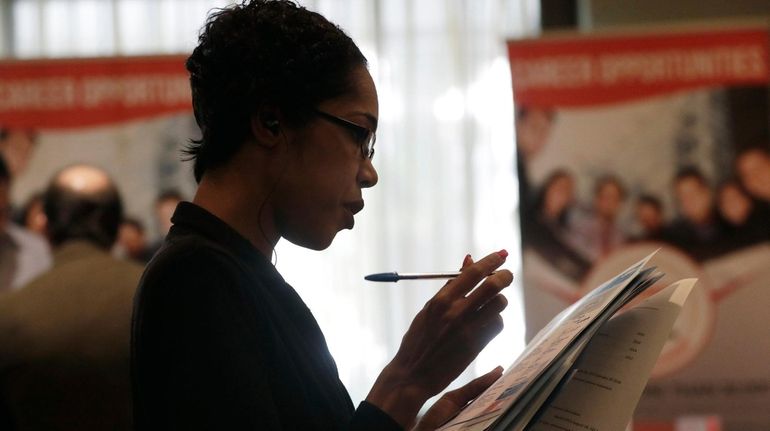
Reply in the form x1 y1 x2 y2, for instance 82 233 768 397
580 0 770 29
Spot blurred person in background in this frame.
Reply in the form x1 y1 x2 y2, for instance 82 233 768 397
632 194 666 241
536 170 576 231
0 128 38 179
716 179 769 250
0 156 51 293
143 189 184 259
569 174 628 260
667 166 725 261
523 169 590 282
0 164 142 430
735 146 770 208
16 192 47 237
154 189 183 239
515 106 556 217
115 217 153 263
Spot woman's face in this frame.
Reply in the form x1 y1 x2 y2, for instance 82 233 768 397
543 175 574 219
594 182 623 220
516 109 553 160
273 66 379 250
675 177 712 225
24 198 47 236
636 202 662 232
737 150 770 201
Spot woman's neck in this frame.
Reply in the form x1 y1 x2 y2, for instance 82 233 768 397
193 171 278 259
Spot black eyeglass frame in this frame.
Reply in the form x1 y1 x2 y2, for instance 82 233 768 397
313 109 376 160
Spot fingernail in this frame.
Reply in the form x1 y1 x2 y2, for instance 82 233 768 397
497 249 508 259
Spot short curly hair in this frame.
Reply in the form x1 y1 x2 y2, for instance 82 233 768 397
185 0 368 182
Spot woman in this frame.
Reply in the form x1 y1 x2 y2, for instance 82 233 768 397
521 169 589 283
131 1 512 430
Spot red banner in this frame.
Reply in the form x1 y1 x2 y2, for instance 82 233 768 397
508 27 770 108
0 55 191 129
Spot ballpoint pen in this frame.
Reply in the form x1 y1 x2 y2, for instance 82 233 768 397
364 271 497 282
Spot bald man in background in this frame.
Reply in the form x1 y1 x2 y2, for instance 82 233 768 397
0 165 143 431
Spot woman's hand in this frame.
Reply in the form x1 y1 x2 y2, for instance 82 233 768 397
413 366 503 431
366 250 513 428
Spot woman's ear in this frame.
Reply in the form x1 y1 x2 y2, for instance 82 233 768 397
250 107 284 148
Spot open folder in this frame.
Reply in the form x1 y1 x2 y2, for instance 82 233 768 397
438 250 697 431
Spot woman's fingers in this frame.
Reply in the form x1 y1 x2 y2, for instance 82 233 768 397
441 250 509 299
461 254 474 270
413 366 504 431
469 294 508 346
381 250 511 416
443 365 504 408
463 269 513 313
442 294 508 359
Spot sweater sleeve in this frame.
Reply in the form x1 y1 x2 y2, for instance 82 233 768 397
350 401 404 431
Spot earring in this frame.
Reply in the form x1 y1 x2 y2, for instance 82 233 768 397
264 119 280 134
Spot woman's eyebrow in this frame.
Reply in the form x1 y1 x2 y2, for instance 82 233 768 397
350 111 378 129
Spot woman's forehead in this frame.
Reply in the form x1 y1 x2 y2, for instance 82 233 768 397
321 68 378 115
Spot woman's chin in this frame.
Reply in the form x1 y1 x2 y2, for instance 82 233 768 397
286 230 338 251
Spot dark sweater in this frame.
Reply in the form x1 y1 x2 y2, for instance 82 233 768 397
131 202 401 430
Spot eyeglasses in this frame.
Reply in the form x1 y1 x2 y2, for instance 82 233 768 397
314 109 376 160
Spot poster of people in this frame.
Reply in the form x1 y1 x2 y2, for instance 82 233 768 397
509 25 770 430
